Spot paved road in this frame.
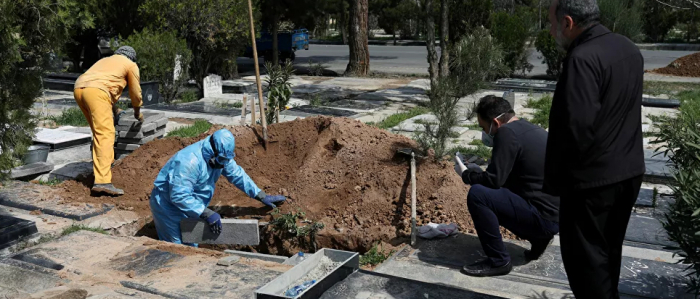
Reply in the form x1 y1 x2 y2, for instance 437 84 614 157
238 45 697 76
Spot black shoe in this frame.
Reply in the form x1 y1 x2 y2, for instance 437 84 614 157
91 184 124 196
524 237 553 260
461 259 512 277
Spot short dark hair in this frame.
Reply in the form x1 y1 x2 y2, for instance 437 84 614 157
556 0 600 28
475 95 514 121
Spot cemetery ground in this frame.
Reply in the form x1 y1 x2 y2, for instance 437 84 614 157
0 73 695 298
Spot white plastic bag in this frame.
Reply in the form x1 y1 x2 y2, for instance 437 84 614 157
417 222 459 239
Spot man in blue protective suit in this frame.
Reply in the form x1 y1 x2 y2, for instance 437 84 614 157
149 129 286 245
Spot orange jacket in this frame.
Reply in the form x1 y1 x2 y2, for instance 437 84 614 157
74 55 143 108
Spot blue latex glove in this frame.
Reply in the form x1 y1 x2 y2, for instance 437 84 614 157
200 208 222 234
255 191 286 208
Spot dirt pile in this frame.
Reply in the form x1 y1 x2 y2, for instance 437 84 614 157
650 52 700 77
58 117 502 254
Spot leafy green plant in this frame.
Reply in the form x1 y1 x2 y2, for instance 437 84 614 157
117 29 193 103
62 224 107 236
49 108 89 127
309 95 324 107
264 61 295 123
178 90 199 103
535 30 566 78
166 120 212 138
1 0 83 180
651 90 700 296
447 145 492 160
307 60 326 76
525 95 553 129
270 209 325 251
490 11 533 75
33 179 62 186
360 242 395 267
375 107 430 130
469 139 483 146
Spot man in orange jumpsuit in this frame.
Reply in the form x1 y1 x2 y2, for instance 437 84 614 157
73 46 144 196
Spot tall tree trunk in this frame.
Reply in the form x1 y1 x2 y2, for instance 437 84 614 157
424 0 439 88
345 0 370 76
438 0 449 78
272 15 280 66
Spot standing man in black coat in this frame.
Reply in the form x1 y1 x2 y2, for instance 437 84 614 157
545 0 645 298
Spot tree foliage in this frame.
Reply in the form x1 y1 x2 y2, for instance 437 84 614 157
490 11 533 75
643 0 679 42
599 0 644 42
119 29 192 103
141 0 250 90
0 0 80 179
535 29 565 78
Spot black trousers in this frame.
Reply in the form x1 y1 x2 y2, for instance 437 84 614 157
560 175 643 299
468 185 559 266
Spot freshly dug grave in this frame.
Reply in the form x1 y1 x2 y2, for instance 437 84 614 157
58 117 515 255
650 52 700 77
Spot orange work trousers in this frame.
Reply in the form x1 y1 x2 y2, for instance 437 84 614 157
74 87 115 184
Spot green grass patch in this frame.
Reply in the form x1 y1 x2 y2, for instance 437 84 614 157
360 243 394 267
447 145 492 160
375 107 430 130
469 139 484 146
644 81 700 96
166 120 212 138
48 107 89 127
525 95 553 129
178 90 199 103
32 178 62 186
61 224 107 236
463 123 482 130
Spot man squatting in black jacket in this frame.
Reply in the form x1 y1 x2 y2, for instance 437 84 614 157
454 95 560 277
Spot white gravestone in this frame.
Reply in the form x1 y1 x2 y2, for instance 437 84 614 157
203 74 223 98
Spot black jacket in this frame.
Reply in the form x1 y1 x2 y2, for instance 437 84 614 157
463 120 560 222
544 25 645 195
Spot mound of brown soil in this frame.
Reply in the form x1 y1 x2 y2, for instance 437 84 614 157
650 52 700 77
58 117 512 254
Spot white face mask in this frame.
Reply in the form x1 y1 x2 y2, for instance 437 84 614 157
481 113 505 148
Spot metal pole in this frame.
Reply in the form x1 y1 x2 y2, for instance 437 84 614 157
247 0 268 145
410 152 417 247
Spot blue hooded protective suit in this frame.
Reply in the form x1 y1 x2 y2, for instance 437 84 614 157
149 129 261 245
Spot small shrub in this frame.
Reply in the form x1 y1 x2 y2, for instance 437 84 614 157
535 30 566 78
178 90 199 103
307 60 326 76
416 78 462 159
48 107 89 127
360 242 394 267
450 26 508 96
117 29 193 103
375 107 430 130
447 145 492 160
166 120 212 138
309 95 324 107
525 95 553 129
264 61 294 123
490 12 533 75
651 90 700 296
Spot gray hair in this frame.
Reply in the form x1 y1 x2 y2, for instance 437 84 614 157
556 0 600 28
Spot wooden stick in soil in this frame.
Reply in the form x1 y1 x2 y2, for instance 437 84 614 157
250 94 256 126
411 151 417 247
240 94 248 126
247 0 268 146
